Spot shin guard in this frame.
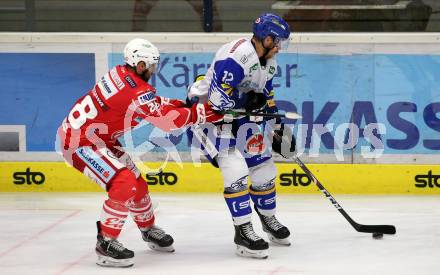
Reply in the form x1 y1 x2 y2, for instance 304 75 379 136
224 190 252 225
249 185 276 217
100 199 129 239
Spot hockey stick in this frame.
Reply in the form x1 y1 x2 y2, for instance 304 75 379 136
226 109 302 120
221 110 395 235
293 156 396 235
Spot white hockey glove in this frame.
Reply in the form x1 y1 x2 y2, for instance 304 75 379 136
192 103 226 124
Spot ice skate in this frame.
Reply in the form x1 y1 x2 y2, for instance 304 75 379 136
254 206 291 246
234 222 269 259
95 222 134 268
141 225 175 252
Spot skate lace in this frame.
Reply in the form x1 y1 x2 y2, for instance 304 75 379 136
263 215 283 231
107 239 125 252
242 223 260 242
146 226 166 240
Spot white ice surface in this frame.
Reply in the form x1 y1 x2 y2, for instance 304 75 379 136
0 193 438 275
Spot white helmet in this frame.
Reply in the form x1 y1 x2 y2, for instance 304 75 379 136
124 38 160 70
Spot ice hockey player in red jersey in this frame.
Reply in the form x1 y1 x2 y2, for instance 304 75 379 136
57 38 223 268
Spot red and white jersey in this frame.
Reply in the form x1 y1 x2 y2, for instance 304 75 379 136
60 65 188 148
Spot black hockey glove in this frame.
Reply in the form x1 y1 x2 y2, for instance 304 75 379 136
243 91 267 112
242 91 267 123
272 124 296 159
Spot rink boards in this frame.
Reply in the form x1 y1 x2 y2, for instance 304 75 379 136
1 162 439 194
1 33 440 164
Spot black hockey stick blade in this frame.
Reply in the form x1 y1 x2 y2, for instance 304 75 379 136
356 224 396 235
292 156 397 236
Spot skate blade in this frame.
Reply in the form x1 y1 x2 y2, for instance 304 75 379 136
235 245 268 259
96 254 134 268
147 242 175 253
268 234 291 246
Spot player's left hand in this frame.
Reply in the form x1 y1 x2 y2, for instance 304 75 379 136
192 103 225 124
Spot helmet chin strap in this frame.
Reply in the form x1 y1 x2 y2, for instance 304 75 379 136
140 70 150 82
260 45 273 67
252 37 274 67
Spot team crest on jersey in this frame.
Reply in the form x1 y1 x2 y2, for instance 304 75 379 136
137 91 155 105
245 133 266 155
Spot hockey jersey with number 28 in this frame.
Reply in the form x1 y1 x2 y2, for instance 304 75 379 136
60 65 198 148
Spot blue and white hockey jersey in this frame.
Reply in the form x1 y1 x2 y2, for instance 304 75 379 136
188 38 278 111
187 38 279 168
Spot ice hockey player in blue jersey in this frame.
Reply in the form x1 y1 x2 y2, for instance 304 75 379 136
187 13 294 259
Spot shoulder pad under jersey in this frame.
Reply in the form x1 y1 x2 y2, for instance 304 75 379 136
221 38 258 71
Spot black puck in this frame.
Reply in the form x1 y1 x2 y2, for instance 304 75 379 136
372 232 383 239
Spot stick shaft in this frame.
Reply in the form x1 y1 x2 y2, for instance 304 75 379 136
226 109 302 120
227 111 291 119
